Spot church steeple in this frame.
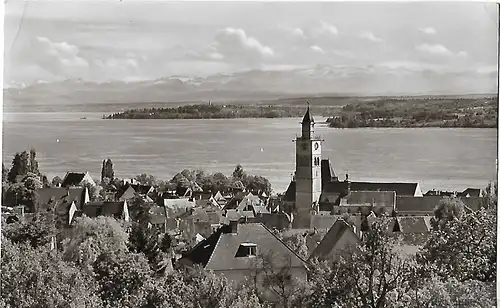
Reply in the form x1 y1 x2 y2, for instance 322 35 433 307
301 103 314 124
301 103 315 139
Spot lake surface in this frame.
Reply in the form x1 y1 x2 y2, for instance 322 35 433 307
2 112 498 194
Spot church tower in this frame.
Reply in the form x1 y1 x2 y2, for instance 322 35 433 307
293 104 322 229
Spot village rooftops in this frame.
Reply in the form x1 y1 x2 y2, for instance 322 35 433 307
179 222 309 272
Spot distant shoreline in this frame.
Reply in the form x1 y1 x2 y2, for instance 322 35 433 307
103 96 497 129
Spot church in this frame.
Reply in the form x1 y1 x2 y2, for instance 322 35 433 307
282 105 426 229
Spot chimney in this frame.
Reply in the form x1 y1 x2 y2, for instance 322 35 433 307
229 220 238 234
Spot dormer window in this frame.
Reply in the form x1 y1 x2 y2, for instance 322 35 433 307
235 243 257 257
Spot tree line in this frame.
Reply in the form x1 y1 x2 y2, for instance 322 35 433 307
327 98 497 128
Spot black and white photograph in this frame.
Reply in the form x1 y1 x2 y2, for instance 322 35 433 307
1 1 498 307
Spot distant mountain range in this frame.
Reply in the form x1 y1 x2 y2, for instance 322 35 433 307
4 64 497 112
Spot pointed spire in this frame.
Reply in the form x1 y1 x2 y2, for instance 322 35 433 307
301 102 314 124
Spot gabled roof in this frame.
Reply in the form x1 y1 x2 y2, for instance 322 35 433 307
130 184 154 195
214 191 225 201
117 185 136 201
83 201 127 219
394 216 431 233
283 181 296 202
61 172 86 187
459 188 481 198
309 219 359 260
37 187 87 210
182 223 308 272
350 182 421 197
224 191 255 210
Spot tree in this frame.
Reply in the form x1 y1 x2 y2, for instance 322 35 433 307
93 251 151 308
51 176 63 187
128 222 173 275
128 193 153 223
409 276 496 308
62 216 129 269
135 173 156 186
249 252 310 308
331 220 415 308
145 266 235 308
431 196 465 230
2 163 8 183
418 209 496 282
279 233 309 260
1 239 103 308
481 181 497 210
28 148 40 174
84 182 100 202
233 164 247 180
2 213 57 249
245 175 272 195
7 153 22 183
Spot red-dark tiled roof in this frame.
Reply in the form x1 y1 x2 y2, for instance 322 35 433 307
61 172 86 187
283 181 296 202
181 223 308 272
309 219 359 260
83 201 127 219
37 187 86 210
350 182 420 197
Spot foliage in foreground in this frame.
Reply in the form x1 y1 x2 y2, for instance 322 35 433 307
1 191 496 308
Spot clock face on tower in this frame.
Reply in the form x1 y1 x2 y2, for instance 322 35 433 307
314 142 319 150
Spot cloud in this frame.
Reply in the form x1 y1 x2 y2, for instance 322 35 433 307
209 27 275 64
457 51 468 57
418 27 437 35
314 20 339 36
33 37 89 73
279 25 307 39
310 45 325 54
416 43 454 56
360 31 384 43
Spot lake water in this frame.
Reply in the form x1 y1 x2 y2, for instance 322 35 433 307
2 112 498 194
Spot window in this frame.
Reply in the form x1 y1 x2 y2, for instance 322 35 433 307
235 243 257 257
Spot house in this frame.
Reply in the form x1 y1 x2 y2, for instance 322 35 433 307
458 188 482 198
82 201 130 222
130 184 155 196
36 188 87 227
178 221 309 288
61 172 96 187
309 218 360 261
390 216 431 234
116 184 155 203
31 201 78 229
163 198 195 216
38 187 90 211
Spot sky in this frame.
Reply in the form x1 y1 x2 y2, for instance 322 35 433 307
3 1 499 93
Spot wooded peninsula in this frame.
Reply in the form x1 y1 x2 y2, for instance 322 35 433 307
104 96 497 128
